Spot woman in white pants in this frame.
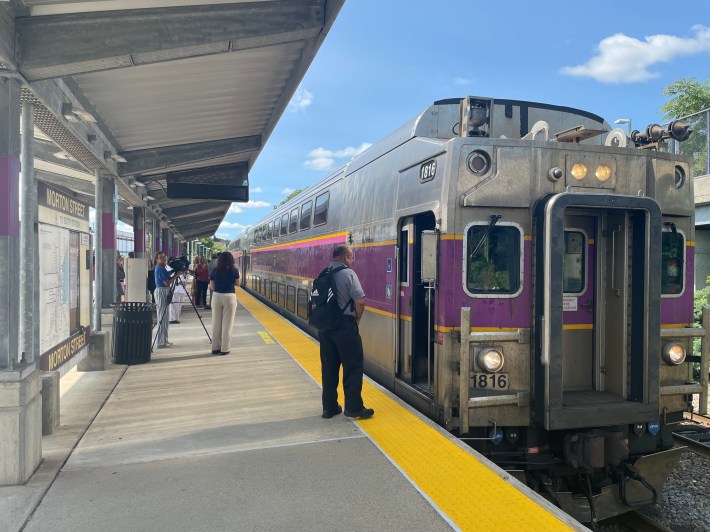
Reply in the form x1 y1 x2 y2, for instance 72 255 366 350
169 273 188 323
209 252 240 355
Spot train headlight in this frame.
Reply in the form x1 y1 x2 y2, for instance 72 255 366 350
477 348 504 373
595 164 612 182
662 342 686 365
571 163 587 180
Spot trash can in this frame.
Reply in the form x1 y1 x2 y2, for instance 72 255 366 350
112 302 154 364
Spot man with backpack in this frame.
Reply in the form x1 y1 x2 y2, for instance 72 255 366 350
310 245 374 420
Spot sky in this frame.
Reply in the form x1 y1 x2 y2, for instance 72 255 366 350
210 0 710 242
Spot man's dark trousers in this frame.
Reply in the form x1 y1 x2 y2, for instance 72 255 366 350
319 317 364 413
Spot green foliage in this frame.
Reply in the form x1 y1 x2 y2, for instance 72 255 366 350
274 188 304 209
692 278 710 379
661 77 710 177
661 77 710 119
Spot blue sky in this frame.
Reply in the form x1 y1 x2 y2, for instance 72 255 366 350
214 0 710 241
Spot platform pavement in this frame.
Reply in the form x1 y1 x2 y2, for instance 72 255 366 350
1 300 453 532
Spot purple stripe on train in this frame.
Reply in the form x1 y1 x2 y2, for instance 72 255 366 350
437 239 532 329
660 246 694 325
0 156 20 237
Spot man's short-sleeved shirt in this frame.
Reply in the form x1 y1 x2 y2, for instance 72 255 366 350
329 261 365 317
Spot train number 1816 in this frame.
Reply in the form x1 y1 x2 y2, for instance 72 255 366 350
472 373 509 390
419 159 437 183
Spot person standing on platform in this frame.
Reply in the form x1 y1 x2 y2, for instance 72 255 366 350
207 254 218 309
195 258 210 307
116 251 125 303
209 252 240 356
153 251 182 348
319 245 373 420
169 271 188 324
147 258 156 304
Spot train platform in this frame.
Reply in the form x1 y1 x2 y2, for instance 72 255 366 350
0 289 585 532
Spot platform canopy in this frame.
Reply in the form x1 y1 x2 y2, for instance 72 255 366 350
0 0 345 240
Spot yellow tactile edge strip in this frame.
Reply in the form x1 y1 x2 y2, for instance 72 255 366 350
238 288 576 532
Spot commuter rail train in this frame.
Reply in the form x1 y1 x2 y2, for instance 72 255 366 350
229 96 700 523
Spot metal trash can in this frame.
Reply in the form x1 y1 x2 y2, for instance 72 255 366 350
112 302 154 364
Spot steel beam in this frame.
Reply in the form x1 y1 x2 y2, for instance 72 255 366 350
177 217 224 233
121 135 260 176
16 2 324 80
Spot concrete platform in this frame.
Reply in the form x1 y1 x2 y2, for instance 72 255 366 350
2 301 452 532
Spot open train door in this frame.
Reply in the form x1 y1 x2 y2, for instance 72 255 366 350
534 193 661 430
396 212 436 396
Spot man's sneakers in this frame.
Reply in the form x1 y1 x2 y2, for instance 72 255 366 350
322 405 343 419
343 407 374 419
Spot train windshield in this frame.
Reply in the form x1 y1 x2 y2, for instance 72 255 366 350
661 230 685 295
465 224 521 294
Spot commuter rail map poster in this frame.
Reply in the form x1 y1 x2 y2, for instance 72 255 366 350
39 224 72 354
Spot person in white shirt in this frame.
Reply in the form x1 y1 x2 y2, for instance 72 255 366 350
168 271 188 324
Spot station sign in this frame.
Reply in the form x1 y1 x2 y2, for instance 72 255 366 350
38 181 90 233
40 327 90 371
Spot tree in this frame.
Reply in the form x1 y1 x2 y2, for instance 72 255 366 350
274 188 304 209
661 77 710 177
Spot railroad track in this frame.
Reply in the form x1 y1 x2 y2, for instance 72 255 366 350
603 509 675 531
673 412 710 459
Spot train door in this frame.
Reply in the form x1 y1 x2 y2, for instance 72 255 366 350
241 254 250 288
561 214 595 392
536 194 661 430
396 212 436 395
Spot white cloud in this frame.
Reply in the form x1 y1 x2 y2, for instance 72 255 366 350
304 142 372 172
281 187 295 195
453 77 470 85
218 221 248 231
251 187 262 193
215 232 230 239
228 200 270 214
561 25 710 84
287 87 313 112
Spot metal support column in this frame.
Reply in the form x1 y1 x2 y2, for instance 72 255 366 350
132 206 145 259
93 169 103 331
0 78 42 486
0 79 21 370
19 101 38 365
100 176 117 306
154 220 161 256
162 227 170 255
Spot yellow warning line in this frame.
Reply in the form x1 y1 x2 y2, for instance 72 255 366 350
237 288 573 532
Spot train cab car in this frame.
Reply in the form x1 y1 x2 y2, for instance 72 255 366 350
229 96 701 524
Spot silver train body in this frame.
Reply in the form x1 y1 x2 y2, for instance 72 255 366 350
230 97 699 522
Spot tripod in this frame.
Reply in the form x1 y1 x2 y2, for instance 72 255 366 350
152 273 212 351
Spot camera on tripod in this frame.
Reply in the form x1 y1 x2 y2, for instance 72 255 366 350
168 255 190 272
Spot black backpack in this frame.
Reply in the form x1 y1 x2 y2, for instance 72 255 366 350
308 264 350 330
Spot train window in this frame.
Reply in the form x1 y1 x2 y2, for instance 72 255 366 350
661 230 685 295
281 214 289 236
274 218 281 238
300 200 312 230
286 285 296 312
289 207 299 234
267 221 273 240
465 223 521 295
278 283 286 307
313 191 329 226
563 231 586 294
297 288 309 319
399 228 409 285
271 281 279 302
